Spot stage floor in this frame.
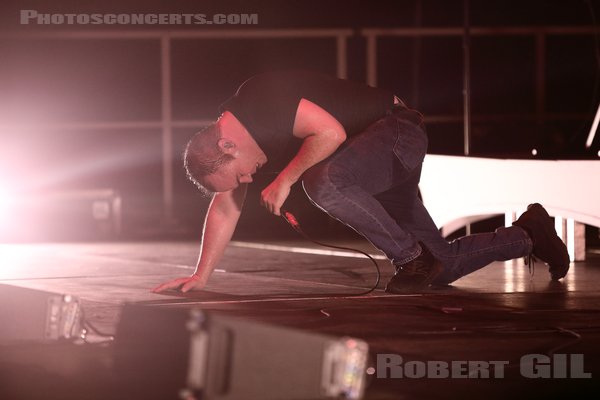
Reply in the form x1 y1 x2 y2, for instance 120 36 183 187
1 240 600 399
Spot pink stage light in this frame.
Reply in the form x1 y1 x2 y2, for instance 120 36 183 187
0 189 11 222
0 181 19 239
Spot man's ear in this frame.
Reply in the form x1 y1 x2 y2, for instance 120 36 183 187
217 138 237 155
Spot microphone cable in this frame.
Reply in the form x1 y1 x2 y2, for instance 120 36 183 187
280 209 381 295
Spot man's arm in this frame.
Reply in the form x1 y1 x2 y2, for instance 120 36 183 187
152 183 247 293
260 98 347 215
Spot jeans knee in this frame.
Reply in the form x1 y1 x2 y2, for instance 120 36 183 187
303 160 357 211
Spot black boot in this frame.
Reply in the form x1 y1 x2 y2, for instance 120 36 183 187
385 245 443 293
513 203 570 280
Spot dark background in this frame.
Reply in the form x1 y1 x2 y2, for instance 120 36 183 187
0 0 598 241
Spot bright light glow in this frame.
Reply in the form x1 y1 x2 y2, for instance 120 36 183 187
0 177 23 240
554 216 564 240
567 218 575 262
230 240 387 260
0 186 15 230
504 211 516 227
531 148 538 156
554 215 575 262
503 261 526 293
586 102 600 148
504 262 514 293
0 244 31 278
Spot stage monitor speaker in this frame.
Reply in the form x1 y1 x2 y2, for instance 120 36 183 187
113 304 369 400
0 284 83 343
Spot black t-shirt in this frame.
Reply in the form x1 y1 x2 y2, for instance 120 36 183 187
219 70 395 172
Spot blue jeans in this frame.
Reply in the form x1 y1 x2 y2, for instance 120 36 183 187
301 107 533 285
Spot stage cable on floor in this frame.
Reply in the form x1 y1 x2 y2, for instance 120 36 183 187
280 209 381 296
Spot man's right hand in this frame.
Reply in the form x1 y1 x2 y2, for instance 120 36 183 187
151 184 246 295
152 274 207 293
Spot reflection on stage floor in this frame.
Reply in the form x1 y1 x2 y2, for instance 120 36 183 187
1 240 599 399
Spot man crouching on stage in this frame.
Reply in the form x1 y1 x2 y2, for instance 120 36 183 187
153 70 569 294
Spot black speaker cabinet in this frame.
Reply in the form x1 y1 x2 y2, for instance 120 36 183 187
113 304 369 400
0 284 82 343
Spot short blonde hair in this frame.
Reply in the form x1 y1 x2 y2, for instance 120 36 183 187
183 123 234 193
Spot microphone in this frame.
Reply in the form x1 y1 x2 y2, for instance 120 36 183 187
281 209 300 229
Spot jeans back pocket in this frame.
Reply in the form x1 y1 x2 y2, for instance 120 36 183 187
392 119 428 171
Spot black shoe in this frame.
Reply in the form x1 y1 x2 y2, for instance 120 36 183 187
513 203 570 280
385 245 443 293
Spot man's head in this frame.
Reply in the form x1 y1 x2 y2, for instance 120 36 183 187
184 122 233 193
184 112 267 194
